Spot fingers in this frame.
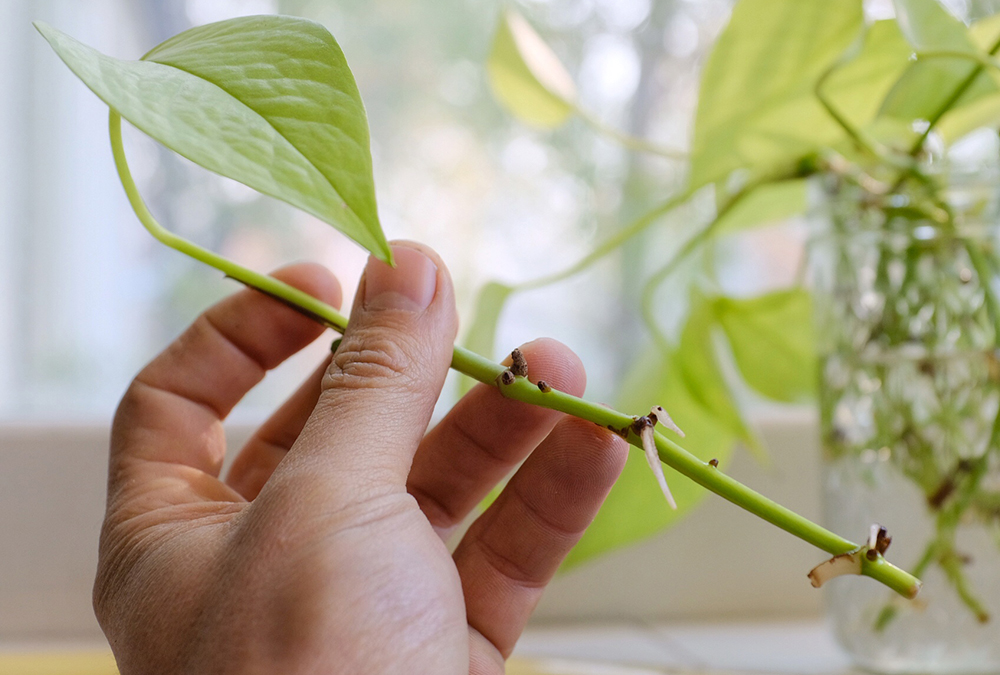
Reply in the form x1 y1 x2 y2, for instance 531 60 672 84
263 242 458 505
109 263 341 502
453 416 628 658
407 339 586 538
226 356 332 500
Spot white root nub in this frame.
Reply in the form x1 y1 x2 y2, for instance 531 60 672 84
807 551 863 588
868 523 881 551
641 424 677 510
650 405 685 438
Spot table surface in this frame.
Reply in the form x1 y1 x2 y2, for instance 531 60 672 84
0 619 855 674
512 618 854 674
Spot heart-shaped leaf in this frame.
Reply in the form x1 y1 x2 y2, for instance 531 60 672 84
714 289 816 403
930 13 1000 141
893 0 971 51
36 17 392 262
880 0 997 124
487 9 577 129
689 0 866 188
713 179 808 236
677 295 765 461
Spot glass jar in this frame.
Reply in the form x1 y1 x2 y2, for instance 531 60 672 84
811 170 1000 674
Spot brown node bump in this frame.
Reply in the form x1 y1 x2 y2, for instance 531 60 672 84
499 369 516 386
709 458 719 468
866 524 893 561
537 380 552 393
875 527 892 556
630 415 653 435
510 348 529 378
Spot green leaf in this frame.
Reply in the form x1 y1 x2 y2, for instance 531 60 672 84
689 0 866 188
562 346 735 569
486 9 577 129
893 0 971 51
459 282 514 396
880 0 997 124
936 93 1000 141
35 17 392 262
713 179 808 236
677 296 764 459
970 12 1000 48
714 289 816 403
934 14 1000 141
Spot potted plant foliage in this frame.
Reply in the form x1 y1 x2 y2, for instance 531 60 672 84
481 0 1000 670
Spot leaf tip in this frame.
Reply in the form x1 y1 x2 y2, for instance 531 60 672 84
32 20 56 41
375 241 395 267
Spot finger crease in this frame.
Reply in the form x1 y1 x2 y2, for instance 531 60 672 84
131 377 227 421
472 534 548 590
449 418 511 470
252 430 297 457
510 483 583 542
407 483 460 529
201 313 272 374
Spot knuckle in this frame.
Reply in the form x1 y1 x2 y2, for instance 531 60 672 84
323 327 421 391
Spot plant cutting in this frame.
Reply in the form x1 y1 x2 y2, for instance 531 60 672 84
33 9 923 604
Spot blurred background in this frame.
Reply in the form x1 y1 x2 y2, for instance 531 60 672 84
0 0 743 422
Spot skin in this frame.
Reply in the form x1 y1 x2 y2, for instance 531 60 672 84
94 241 628 674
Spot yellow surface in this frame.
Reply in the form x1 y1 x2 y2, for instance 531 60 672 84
0 652 659 675
0 651 118 675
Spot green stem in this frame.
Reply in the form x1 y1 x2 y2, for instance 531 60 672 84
940 549 991 623
109 110 921 599
916 49 1000 72
515 187 697 292
639 179 764 350
577 108 687 160
815 47 908 170
907 34 1000 157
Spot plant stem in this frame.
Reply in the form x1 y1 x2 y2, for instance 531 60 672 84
576 107 687 160
515 187 698 292
814 38 902 169
109 110 921 599
639 178 766 350
813 44 915 172
907 33 1000 158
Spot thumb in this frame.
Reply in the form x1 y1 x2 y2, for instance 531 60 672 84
276 242 458 498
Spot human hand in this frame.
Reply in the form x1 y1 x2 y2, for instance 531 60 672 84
95 241 628 674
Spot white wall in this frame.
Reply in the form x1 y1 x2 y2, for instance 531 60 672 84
0 413 826 643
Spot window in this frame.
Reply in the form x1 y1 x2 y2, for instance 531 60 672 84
0 0 747 423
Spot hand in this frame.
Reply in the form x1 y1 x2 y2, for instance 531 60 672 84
95 241 628 674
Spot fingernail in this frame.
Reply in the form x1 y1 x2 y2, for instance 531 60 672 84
363 246 437 311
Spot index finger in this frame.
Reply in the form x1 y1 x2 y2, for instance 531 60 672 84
109 263 341 508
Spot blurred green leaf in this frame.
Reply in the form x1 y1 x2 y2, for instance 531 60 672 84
37 17 392 262
893 0 971 50
678 297 765 460
459 282 514 396
935 14 1000 141
936 94 1000 141
713 179 808 235
714 289 816 403
690 0 865 188
970 12 1000 46
880 0 998 124
563 346 735 569
486 9 577 129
